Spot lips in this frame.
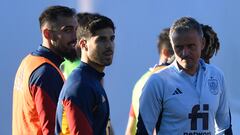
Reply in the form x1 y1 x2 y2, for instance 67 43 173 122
103 50 113 56
181 56 193 61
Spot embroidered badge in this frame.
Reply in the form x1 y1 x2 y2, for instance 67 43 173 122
208 77 218 95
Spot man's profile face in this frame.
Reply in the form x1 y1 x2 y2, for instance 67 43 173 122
171 29 204 74
87 27 115 67
50 16 78 61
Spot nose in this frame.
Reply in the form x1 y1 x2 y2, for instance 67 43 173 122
182 47 190 57
71 31 77 42
72 30 77 38
105 39 114 49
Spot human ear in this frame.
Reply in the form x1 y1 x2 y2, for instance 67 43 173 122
79 38 88 51
43 28 51 40
162 48 170 57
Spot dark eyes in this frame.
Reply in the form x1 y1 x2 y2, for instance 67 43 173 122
110 35 115 41
61 26 77 33
188 44 195 49
175 44 195 50
97 37 106 42
97 36 115 42
62 27 74 33
175 45 183 50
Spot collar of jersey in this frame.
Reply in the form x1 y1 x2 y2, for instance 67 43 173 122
172 59 206 75
79 61 105 80
31 45 65 68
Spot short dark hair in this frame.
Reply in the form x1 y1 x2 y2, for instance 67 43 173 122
75 12 98 58
169 17 203 39
76 13 115 40
157 28 174 55
39 5 76 29
201 24 220 63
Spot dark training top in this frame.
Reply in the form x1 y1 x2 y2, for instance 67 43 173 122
55 62 110 135
12 45 64 135
30 45 65 134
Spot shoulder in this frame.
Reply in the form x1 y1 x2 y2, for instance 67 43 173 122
61 69 95 99
33 63 60 75
132 70 152 100
134 71 152 87
141 71 165 94
152 65 175 80
29 63 64 100
144 66 177 90
205 63 225 78
30 63 63 86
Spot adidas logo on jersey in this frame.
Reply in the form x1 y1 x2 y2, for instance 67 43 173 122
172 88 183 95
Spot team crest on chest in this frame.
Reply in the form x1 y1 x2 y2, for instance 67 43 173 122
208 77 218 95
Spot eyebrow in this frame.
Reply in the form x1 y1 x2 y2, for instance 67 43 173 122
59 25 75 30
175 43 195 46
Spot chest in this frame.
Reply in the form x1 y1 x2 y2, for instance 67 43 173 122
161 73 222 118
92 82 110 119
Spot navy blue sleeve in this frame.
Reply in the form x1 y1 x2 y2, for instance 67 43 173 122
59 75 97 134
29 63 64 135
29 63 64 103
224 126 233 135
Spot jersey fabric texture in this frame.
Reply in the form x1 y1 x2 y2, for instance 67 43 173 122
55 62 109 135
12 45 65 135
59 59 113 135
129 65 166 135
137 59 232 135
60 59 80 78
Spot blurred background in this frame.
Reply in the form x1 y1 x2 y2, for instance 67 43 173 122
1 0 239 134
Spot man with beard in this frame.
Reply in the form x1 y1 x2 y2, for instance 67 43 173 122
12 5 77 135
55 14 115 135
59 12 114 135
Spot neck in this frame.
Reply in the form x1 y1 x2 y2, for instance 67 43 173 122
184 68 198 76
81 57 105 73
42 40 50 49
42 40 63 59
